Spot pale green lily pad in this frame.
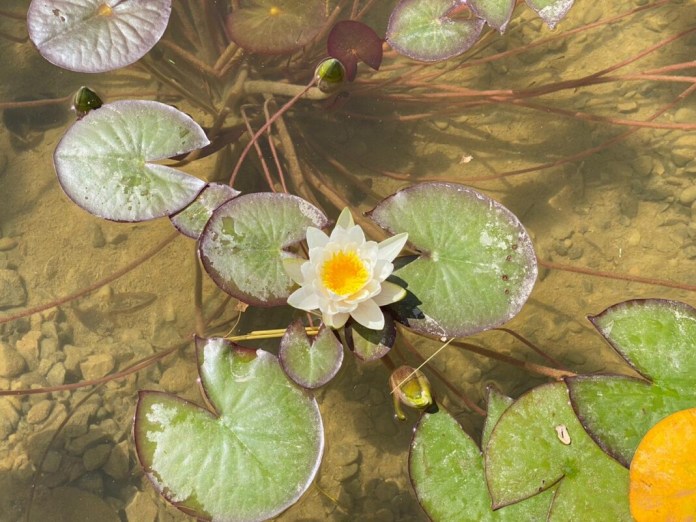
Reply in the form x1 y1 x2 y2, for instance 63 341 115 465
386 0 485 62
170 183 240 239
54 100 208 222
568 299 696 466
368 182 537 338
344 314 396 361
525 0 574 29
482 386 514 449
28 0 172 73
198 193 328 306
469 0 515 32
485 382 631 520
279 321 344 389
410 408 553 521
134 337 324 522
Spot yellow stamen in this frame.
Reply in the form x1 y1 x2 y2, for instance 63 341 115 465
269 6 281 16
321 250 369 296
97 4 113 16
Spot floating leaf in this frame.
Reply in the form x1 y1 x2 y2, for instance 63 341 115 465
327 20 383 81
279 321 344 389
368 182 537 338
469 0 515 32
28 0 172 73
386 0 485 62
54 100 208 222
134 337 323 522
568 299 696 466
199 193 328 306
525 0 574 29
226 0 327 55
170 183 240 239
344 313 396 361
629 408 696 521
485 382 631 519
481 386 513 449
410 408 553 521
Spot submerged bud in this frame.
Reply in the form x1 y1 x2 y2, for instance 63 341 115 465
72 86 103 119
389 365 432 421
314 58 346 94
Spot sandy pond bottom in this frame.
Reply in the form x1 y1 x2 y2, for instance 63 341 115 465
0 0 695 520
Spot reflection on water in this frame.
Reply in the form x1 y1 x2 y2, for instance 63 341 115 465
0 0 694 520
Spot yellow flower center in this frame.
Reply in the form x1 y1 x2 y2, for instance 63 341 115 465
97 4 113 16
320 250 369 296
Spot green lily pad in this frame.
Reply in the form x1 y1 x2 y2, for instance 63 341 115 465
198 193 328 306
170 183 240 239
344 314 396 362
386 0 485 62
481 386 514 450
485 382 631 520
410 408 553 521
567 299 696 466
134 337 323 521
54 100 208 222
525 0 574 29
28 0 172 73
279 321 344 389
368 182 537 338
469 0 515 32
227 0 327 55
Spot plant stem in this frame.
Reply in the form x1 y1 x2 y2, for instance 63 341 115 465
243 80 331 100
227 326 320 342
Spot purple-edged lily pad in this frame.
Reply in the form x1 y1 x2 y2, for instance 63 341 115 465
199 193 329 307
170 183 240 239
386 0 485 62
226 0 327 55
368 182 537 338
469 0 515 32
525 0 574 29
410 406 553 521
485 382 631 518
567 299 696 466
327 20 383 81
279 321 343 389
344 314 396 362
28 0 172 73
54 100 208 222
134 337 323 521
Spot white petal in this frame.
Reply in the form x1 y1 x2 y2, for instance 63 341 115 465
306 227 329 249
282 257 306 285
287 287 320 311
373 281 407 306
336 208 354 229
324 311 350 329
351 299 385 330
346 225 365 245
373 260 394 281
377 232 409 262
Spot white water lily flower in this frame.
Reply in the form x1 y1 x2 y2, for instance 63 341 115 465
284 208 409 330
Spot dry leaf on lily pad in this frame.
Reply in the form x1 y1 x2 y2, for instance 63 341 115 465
629 407 696 521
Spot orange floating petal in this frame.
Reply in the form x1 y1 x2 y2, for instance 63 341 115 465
629 407 696 521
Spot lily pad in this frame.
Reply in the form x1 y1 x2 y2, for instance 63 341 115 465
134 337 323 522
469 0 515 32
226 0 327 55
279 321 344 389
567 299 696 466
368 182 537 338
28 0 172 73
170 183 240 239
485 382 631 519
198 193 328 306
386 0 485 62
327 20 383 81
629 408 696 521
410 407 553 521
344 313 396 362
481 386 513 449
54 100 208 222
525 0 574 29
